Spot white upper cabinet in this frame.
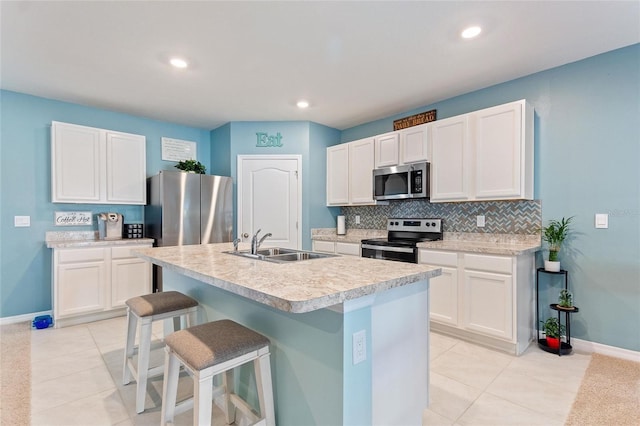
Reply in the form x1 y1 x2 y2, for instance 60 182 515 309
474 100 533 200
327 137 376 206
430 99 533 203
105 131 146 204
430 115 473 202
399 124 429 164
52 121 146 204
348 137 376 204
326 143 350 205
374 132 400 168
52 122 102 203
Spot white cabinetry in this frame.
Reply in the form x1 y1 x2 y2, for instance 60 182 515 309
53 243 152 327
430 115 472 202
474 101 533 200
52 121 146 204
374 132 400 168
430 100 533 203
326 144 350 205
399 124 429 165
312 240 360 256
56 248 108 318
372 126 429 168
327 138 376 206
419 249 534 355
111 246 152 308
421 250 458 326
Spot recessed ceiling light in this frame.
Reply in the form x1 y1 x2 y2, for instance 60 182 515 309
169 57 189 68
461 26 482 39
297 100 310 109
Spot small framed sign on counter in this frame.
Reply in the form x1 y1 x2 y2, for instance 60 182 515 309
161 137 197 162
55 211 93 226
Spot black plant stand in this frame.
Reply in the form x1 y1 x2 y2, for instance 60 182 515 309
536 268 579 356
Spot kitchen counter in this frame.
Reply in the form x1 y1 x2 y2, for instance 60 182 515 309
418 232 541 255
134 242 440 425
134 242 440 313
310 227 386 244
311 228 541 256
46 231 153 249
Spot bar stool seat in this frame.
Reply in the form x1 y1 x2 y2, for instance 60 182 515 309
161 319 275 426
123 291 198 413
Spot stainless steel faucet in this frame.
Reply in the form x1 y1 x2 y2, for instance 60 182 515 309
232 238 241 251
251 229 272 255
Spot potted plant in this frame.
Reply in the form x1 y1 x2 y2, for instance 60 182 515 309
541 216 573 272
557 289 575 310
540 317 566 349
175 159 206 174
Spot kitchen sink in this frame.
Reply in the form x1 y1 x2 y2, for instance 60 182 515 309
225 248 336 263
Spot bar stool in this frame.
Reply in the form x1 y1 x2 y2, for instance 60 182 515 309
123 291 199 413
161 319 275 426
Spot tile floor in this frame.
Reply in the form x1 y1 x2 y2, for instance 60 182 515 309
29 317 592 425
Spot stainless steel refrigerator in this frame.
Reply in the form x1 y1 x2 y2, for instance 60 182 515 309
145 171 233 291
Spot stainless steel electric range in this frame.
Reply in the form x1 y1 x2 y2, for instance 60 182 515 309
361 218 443 263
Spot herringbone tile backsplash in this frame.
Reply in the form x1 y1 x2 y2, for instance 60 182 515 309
342 200 541 234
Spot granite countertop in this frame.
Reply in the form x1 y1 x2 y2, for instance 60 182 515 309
311 228 386 244
311 229 541 256
45 231 154 249
134 242 441 314
418 233 541 256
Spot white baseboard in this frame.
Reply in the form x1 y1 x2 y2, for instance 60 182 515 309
0 310 52 326
572 337 640 363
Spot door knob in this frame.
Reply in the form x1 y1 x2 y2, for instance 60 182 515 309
242 233 249 238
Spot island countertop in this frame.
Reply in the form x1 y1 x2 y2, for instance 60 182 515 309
134 242 441 314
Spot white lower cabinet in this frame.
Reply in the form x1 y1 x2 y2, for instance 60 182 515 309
111 246 152 308
312 240 361 256
420 249 534 355
53 244 152 327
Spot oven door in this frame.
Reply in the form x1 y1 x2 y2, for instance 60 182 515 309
361 243 417 263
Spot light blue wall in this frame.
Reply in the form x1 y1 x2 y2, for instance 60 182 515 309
210 123 231 176
341 44 640 352
218 121 340 250
0 90 211 317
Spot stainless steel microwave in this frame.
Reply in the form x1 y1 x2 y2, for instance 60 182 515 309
373 162 429 201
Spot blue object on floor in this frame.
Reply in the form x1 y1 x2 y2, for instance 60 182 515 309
32 315 53 329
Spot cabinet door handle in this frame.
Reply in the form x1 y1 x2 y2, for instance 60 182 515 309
242 233 249 238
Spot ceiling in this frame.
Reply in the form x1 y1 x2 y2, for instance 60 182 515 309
1 1 638 131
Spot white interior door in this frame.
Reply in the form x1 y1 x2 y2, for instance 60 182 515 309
237 155 301 249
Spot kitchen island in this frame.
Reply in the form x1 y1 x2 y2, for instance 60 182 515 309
134 242 441 426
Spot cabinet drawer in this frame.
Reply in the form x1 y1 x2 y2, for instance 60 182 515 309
419 250 458 267
313 240 335 253
464 254 512 274
58 248 106 263
112 245 152 259
335 242 360 256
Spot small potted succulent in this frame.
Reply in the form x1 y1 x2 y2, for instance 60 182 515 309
557 289 575 311
541 317 566 349
541 216 573 272
175 159 206 174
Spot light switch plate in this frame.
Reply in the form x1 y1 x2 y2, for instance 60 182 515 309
595 213 608 229
476 215 485 227
14 216 31 227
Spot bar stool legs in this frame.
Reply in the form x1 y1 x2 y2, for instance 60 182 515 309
161 320 275 426
122 291 199 414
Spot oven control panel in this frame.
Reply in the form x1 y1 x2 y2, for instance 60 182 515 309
387 218 442 233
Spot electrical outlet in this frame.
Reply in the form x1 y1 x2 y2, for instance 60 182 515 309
353 330 366 364
476 215 485 227
355 215 361 225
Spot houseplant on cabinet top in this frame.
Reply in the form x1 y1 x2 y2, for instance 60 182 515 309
541 216 573 272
